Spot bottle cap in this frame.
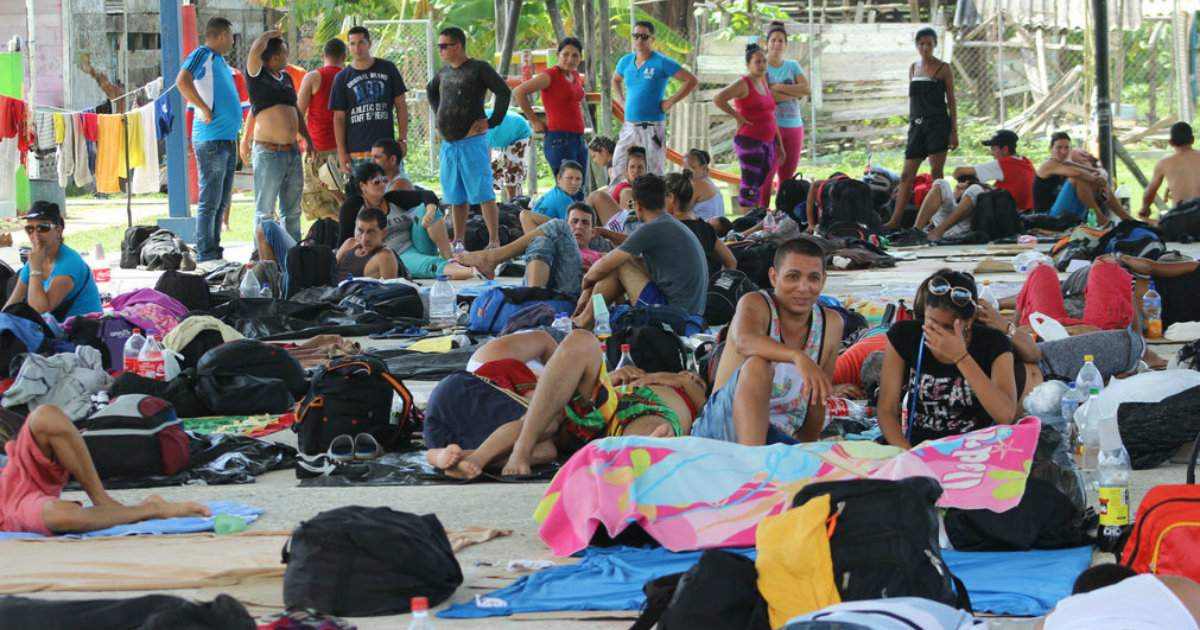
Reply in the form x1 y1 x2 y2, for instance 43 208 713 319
246 264 253 269
621 344 631 351
437 274 450 281
411 596 429 611
132 328 141 334
1084 354 1094 362
1089 387 1100 395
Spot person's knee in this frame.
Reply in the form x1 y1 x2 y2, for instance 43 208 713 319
27 405 72 440
42 501 85 534
561 329 600 354
740 356 774 383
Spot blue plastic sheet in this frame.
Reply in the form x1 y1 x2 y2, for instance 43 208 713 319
0 501 263 539
942 546 1094 616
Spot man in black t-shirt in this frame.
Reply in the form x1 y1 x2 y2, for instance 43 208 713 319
428 26 511 251
329 26 409 175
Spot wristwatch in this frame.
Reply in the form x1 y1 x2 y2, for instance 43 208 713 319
1006 322 1017 337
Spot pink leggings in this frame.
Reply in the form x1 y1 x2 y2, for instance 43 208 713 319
758 126 805 206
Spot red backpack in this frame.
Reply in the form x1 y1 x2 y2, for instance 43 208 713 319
1121 435 1200 580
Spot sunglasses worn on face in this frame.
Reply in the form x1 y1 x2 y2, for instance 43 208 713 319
928 278 975 308
371 176 389 185
25 223 55 234
437 42 456 50
633 33 652 41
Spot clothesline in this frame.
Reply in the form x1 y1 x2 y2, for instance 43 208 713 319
30 81 177 119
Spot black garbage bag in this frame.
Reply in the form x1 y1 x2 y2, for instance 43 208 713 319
1118 385 1200 469
0 593 255 630
211 297 398 339
368 347 476 381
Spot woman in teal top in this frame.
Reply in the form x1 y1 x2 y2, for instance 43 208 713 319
5 202 103 320
761 22 811 211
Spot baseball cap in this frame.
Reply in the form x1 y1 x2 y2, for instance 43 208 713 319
25 201 63 226
981 129 1019 151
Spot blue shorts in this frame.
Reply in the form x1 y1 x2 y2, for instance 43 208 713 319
636 282 669 307
439 134 495 205
1049 180 1088 219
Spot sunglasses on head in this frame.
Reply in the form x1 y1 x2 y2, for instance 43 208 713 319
928 277 975 308
24 223 56 234
633 33 653 41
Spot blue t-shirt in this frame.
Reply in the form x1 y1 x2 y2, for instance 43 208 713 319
616 52 683 122
19 244 103 319
182 46 242 142
485 109 532 149
532 186 575 220
766 59 805 128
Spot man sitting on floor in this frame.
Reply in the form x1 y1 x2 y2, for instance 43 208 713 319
1033 132 1131 227
426 329 706 478
334 207 399 280
0 405 209 535
371 138 414 192
520 160 586 232
908 174 989 241
1142 121 1200 223
572 173 708 329
691 236 842 445
457 203 621 296
927 129 1036 240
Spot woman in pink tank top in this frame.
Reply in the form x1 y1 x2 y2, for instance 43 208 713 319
713 43 781 214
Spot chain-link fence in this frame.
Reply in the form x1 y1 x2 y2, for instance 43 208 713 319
364 19 438 183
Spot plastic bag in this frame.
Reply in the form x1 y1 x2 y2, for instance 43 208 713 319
1024 380 1070 417
1029 312 1070 341
1012 252 1055 273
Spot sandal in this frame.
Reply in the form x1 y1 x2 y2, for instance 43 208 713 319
327 434 354 462
353 433 384 460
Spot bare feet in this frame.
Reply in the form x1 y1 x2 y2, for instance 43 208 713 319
1145 348 1169 370
428 445 483 479
142 494 211 519
648 422 676 438
501 456 532 477
455 249 502 278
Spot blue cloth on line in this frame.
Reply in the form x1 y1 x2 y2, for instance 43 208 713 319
439 544 1092 619
0 501 263 539
942 546 1093 616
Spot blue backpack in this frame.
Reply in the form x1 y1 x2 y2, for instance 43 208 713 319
467 286 576 334
1100 220 1166 260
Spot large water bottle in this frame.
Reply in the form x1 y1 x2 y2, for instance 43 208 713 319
1060 382 1087 446
978 280 999 311
429 274 457 329
1143 281 1163 339
123 328 146 373
238 265 261 298
1075 387 1102 507
615 344 635 370
408 596 434 630
552 313 573 336
592 294 612 339
762 210 777 233
1075 355 1104 395
1096 409 1133 552
137 334 166 381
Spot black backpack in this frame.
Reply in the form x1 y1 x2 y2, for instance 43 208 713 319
336 280 425 320
705 269 759 327
463 215 518 251
1157 199 1200 242
630 550 769 630
605 306 690 373
283 507 462 617
305 217 342 251
195 339 307 415
81 395 191 479
155 270 211 312
970 189 1022 241
284 243 336 298
120 225 159 269
774 174 811 223
140 229 194 271
294 355 417 456
792 477 971 610
816 175 882 237
730 240 777 289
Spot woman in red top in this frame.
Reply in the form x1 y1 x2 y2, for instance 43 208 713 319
714 43 783 214
514 37 588 177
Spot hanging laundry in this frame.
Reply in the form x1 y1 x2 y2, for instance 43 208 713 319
94 114 125 193
0 137 19 202
124 111 145 171
52 113 65 144
80 111 99 143
70 114 92 187
142 77 164 101
154 92 174 141
132 103 160 195
34 112 56 156
56 116 73 188
95 100 113 115
0 95 25 140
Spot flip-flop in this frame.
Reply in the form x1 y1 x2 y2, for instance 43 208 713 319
369 325 428 338
353 433 384 460
327 434 354 462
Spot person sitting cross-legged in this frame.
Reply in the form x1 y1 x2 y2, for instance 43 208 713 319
691 236 843 445
0 405 209 535
426 329 706 478
520 159 586 233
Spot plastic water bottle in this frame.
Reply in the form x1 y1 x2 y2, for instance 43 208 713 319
762 210 777 233
615 344 635 370
552 313 573 336
1115 182 1132 216
452 240 466 256
261 283 272 299
1076 355 1104 395
92 243 111 299
1075 387 1102 507
1060 382 1086 446
592 294 612 339
137 334 165 380
978 280 999 311
408 596 434 630
122 328 146 374
1096 409 1133 552
238 265 261 298
429 274 457 330
1143 281 1163 339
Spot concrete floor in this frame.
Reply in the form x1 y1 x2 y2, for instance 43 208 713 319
13 225 1200 629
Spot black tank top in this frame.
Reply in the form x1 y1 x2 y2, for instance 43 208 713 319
1033 174 1066 212
336 245 384 281
909 63 948 119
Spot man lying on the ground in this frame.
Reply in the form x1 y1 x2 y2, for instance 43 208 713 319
1142 121 1200 222
691 237 842 445
426 329 707 478
572 173 708 329
1036 564 1200 630
333 206 399 280
457 203 622 296
1034 132 1132 227
520 160 586 232
0 405 209 535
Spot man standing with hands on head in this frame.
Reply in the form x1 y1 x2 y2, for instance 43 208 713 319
329 26 409 176
245 30 314 248
428 26 512 251
610 21 698 181
176 17 240 272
